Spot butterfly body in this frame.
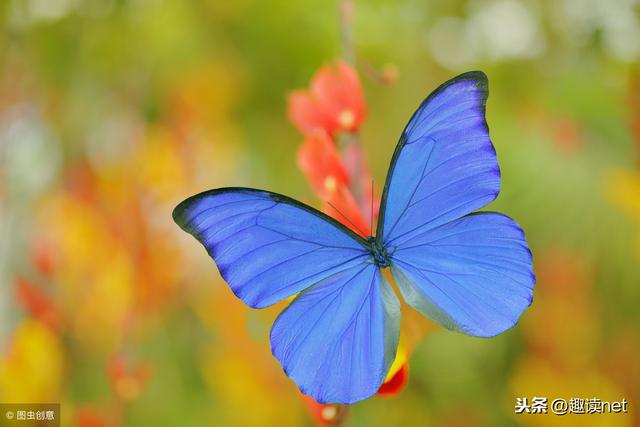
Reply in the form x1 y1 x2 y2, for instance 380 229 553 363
174 71 535 404
365 236 392 268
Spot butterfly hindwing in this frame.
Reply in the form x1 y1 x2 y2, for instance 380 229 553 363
391 212 534 337
173 188 370 309
270 264 400 404
379 71 534 337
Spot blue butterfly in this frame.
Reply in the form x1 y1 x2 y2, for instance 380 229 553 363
173 71 535 404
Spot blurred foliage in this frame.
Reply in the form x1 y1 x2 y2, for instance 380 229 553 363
1 0 640 426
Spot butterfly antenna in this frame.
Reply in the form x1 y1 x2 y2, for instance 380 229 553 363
370 180 374 235
327 201 368 237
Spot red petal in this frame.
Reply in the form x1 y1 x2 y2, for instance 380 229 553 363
322 184 370 237
335 61 366 127
14 277 61 331
377 363 409 396
75 407 109 427
311 64 346 119
341 142 380 217
297 131 349 198
30 240 57 278
288 90 337 136
289 62 366 136
107 355 153 401
301 395 348 426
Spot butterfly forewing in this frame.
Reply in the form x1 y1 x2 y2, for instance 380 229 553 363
173 188 370 308
377 71 500 246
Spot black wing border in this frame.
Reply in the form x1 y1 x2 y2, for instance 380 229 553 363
173 186 371 249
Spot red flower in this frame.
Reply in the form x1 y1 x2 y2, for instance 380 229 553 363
14 277 61 331
75 407 109 427
322 183 370 237
376 363 409 396
341 141 380 219
288 61 366 137
301 395 348 426
107 355 153 402
377 335 410 397
297 131 350 199
30 239 57 278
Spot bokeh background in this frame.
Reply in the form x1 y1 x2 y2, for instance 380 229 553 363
1 0 640 426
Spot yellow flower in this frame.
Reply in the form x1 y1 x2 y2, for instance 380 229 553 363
604 168 640 256
0 320 64 402
37 194 133 352
134 126 187 203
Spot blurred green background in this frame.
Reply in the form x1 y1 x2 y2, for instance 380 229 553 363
1 0 639 426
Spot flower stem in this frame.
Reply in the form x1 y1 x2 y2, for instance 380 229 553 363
339 0 356 65
339 0 367 214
